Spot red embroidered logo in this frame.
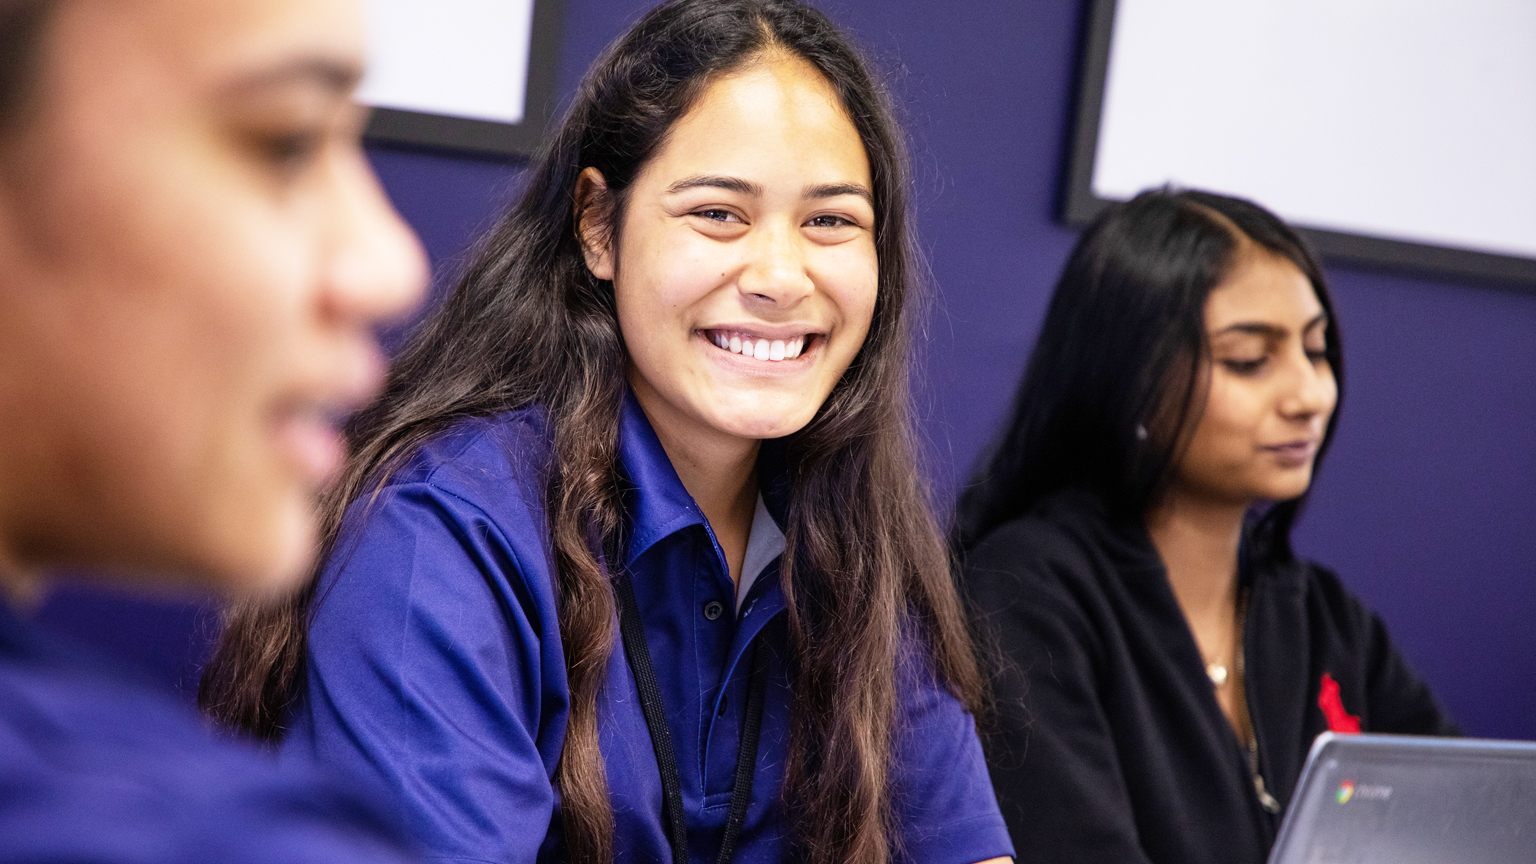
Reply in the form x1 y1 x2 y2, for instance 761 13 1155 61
1318 672 1361 734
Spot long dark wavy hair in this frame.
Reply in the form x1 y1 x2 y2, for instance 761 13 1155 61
199 3 982 864
955 188 1344 561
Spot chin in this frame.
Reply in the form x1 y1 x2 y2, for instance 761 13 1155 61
209 499 318 598
1259 473 1316 504
705 399 820 441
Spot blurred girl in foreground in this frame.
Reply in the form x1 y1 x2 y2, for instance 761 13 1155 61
958 189 1455 864
203 2 1013 863
0 0 426 859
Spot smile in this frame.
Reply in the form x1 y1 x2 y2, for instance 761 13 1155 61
704 329 813 362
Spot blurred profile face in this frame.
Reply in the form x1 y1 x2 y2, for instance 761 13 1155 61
0 0 427 594
1173 246 1337 507
580 53 878 454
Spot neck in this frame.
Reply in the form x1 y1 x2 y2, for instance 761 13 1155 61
1145 487 1248 622
629 380 759 585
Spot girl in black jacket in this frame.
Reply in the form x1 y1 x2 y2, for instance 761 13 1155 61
957 189 1456 864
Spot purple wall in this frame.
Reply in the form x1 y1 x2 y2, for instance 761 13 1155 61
40 0 1536 736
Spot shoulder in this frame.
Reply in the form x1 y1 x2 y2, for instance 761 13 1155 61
313 408 563 662
1252 554 1395 677
960 489 1153 672
1260 554 1379 639
330 408 557 567
1253 554 1457 735
0 647 413 863
962 487 1135 605
386 407 553 505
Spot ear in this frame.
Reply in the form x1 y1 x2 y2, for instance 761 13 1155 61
574 167 615 281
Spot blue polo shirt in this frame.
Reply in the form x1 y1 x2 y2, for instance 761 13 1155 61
0 600 417 863
291 392 1013 864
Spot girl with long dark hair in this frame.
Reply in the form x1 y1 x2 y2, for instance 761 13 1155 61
0 0 426 858
958 189 1455 864
200 3 1013 864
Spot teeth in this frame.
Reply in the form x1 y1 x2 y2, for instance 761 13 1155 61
708 330 812 362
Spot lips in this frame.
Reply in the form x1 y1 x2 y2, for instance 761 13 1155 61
703 328 818 362
273 348 386 486
1263 439 1319 468
273 406 348 485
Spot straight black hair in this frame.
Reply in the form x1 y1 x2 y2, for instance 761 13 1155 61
955 188 1344 560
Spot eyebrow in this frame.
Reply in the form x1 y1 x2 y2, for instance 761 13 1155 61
667 175 762 196
1212 312 1330 339
665 174 874 204
223 56 364 98
805 182 874 204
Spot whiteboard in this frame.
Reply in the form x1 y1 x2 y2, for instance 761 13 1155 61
1066 0 1536 285
358 0 535 124
357 0 561 156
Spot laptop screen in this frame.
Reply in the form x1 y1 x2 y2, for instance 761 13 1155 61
1269 733 1536 864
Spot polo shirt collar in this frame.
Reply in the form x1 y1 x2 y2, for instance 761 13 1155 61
736 493 786 613
616 388 792 574
617 388 705 567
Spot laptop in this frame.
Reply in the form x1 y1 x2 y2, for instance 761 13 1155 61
1269 733 1536 864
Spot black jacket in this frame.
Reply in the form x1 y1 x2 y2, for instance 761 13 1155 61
963 487 1457 864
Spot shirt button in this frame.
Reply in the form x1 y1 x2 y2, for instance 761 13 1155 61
703 600 724 621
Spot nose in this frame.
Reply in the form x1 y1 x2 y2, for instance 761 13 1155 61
1278 346 1337 422
319 152 429 330
735 219 814 307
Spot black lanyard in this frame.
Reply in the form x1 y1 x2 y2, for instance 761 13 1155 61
614 572 770 864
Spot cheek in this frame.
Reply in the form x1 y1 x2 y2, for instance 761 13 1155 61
1207 375 1267 433
59 155 315 576
1184 377 1265 472
123 169 312 424
819 246 879 348
614 229 727 358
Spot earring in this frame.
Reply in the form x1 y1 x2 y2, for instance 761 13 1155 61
1135 424 1149 442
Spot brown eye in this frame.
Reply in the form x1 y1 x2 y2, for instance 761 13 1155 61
268 132 322 167
246 127 325 178
806 214 852 228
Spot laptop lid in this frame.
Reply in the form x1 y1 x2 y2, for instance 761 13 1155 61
1268 733 1536 864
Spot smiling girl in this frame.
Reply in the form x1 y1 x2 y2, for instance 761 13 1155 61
201 3 1013 864
957 189 1455 864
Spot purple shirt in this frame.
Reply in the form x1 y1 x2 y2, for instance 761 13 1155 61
0 601 416 863
290 392 1012 864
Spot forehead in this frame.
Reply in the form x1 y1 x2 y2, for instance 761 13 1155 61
643 53 870 187
51 0 362 88
1204 247 1322 331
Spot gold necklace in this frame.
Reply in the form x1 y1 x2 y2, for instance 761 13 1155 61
1203 587 1243 687
1206 659 1230 686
